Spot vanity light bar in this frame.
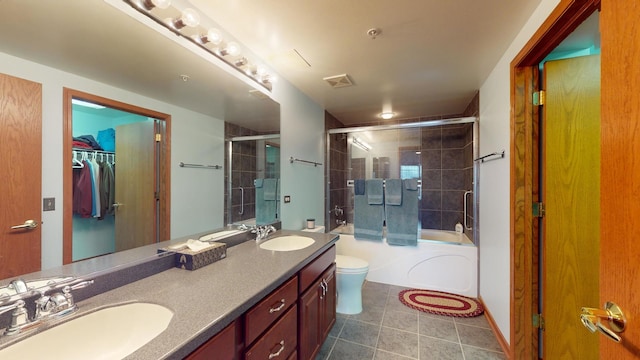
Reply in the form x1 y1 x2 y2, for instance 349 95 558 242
122 0 274 91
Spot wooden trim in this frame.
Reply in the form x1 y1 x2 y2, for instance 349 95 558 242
478 296 511 359
509 0 600 358
62 88 171 264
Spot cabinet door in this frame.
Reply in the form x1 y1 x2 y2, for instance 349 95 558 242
298 281 322 360
298 264 337 360
320 264 337 341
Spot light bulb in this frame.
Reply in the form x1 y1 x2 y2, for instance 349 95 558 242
219 42 241 57
205 28 223 45
181 8 200 27
137 0 171 11
151 0 171 9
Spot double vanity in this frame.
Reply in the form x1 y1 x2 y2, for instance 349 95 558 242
0 228 338 359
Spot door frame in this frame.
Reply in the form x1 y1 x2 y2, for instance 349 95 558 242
509 0 600 358
62 88 172 264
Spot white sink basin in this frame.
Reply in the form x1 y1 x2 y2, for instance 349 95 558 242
259 235 315 251
0 302 173 360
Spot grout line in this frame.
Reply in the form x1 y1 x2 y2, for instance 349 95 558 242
454 320 467 360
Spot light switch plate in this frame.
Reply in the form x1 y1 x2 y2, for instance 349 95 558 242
284 195 291 203
43 197 55 211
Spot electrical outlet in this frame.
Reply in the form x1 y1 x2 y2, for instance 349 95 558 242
43 197 55 211
284 195 291 203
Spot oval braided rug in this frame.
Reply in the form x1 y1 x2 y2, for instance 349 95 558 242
399 289 484 317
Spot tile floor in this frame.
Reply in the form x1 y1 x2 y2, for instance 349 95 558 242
317 281 506 360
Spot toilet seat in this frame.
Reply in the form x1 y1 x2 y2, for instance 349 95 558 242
336 255 369 274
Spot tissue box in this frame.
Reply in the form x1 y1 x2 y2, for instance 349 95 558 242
160 242 227 271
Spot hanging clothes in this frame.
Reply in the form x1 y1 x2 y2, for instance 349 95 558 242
98 160 115 218
90 157 101 218
73 160 93 218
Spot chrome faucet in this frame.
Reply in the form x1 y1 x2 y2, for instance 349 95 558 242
253 225 277 241
34 279 94 321
9 279 28 294
0 300 30 336
0 278 93 337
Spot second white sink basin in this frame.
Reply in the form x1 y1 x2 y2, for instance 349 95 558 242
0 302 173 359
259 235 315 251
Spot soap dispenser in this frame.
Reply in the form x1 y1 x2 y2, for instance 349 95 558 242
455 222 463 233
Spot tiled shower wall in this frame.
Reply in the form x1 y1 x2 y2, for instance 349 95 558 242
420 122 473 231
325 91 479 237
325 112 348 232
224 123 259 226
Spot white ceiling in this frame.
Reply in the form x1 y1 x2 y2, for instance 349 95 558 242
191 0 544 125
0 0 557 129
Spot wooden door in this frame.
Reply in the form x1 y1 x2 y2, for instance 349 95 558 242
600 0 640 357
0 73 42 279
114 121 156 251
542 55 600 359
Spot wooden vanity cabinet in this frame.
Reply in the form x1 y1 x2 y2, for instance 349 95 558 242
183 244 337 360
185 319 242 360
298 247 337 360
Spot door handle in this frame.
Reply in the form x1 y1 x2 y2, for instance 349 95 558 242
580 301 627 343
112 203 122 211
10 219 38 230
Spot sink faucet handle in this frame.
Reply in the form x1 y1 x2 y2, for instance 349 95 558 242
0 299 25 317
0 300 30 335
9 279 28 294
61 279 94 308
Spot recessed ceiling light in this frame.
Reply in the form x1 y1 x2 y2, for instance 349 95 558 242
379 112 395 120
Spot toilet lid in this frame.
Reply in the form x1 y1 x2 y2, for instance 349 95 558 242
336 255 369 271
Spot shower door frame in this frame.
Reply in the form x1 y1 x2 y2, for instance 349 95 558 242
325 116 479 244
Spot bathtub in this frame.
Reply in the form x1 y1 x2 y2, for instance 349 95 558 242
332 225 478 298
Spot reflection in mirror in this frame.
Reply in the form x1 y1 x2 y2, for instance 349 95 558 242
70 98 165 261
0 0 280 283
226 134 281 226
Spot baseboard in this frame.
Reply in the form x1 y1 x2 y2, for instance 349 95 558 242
477 295 511 359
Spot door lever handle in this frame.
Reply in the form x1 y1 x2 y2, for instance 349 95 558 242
10 219 38 230
580 301 627 343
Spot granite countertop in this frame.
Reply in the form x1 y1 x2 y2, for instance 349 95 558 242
39 230 338 359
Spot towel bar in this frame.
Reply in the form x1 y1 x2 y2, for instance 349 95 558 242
179 162 222 169
289 157 322 167
474 150 505 163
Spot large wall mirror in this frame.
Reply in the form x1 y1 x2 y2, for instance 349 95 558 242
0 0 280 280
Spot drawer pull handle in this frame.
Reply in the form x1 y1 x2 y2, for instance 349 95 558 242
268 340 285 359
269 299 286 313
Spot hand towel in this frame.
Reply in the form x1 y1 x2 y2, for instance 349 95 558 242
367 178 384 205
385 178 403 205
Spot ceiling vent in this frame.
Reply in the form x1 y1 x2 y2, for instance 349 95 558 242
323 74 354 88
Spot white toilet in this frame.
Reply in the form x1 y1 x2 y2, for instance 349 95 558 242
335 255 369 314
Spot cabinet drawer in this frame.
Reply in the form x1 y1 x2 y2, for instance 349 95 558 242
245 305 297 360
185 319 239 360
299 245 336 294
245 276 298 345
